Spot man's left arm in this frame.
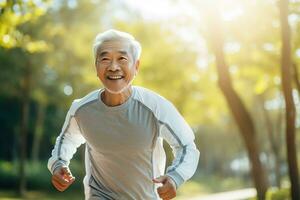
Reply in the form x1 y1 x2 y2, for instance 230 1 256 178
153 101 200 199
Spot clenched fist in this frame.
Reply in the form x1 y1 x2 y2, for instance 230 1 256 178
51 166 75 192
153 175 177 200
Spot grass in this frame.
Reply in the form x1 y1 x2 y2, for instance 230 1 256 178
176 181 210 199
0 189 83 200
0 161 251 199
0 175 250 199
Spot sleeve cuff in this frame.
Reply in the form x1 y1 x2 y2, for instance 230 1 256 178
50 160 68 174
166 170 185 189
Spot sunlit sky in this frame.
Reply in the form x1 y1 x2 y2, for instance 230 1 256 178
50 0 300 66
48 0 300 73
121 0 300 127
122 0 210 69
53 0 300 115
125 0 199 21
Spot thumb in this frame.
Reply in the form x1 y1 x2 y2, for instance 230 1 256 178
152 176 166 184
68 176 76 183
61 167 75 181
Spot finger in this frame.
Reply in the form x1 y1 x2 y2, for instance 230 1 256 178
52 178 68 191
52 176 73 192
157 185 170 194
152 176 166 183
152 178 161 183
159 192 171 200
68 176 75 184
159 191 176 200
60 169 74 181
56 185 67 192
63 173 75 182
61 168 75 181
55 175 70 185
52 173 75 189
61 168 73 177
53 174 70 185
157 185 176 198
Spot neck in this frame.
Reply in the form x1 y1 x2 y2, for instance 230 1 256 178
101 87 132 106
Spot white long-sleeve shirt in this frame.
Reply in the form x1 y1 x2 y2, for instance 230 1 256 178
48 86 200 200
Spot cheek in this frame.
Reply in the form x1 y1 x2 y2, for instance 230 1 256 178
96 67 104 77
125 71 134 80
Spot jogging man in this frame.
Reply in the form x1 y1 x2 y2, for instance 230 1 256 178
48 29 200 200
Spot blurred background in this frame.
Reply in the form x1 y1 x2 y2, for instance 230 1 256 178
0 0 300 199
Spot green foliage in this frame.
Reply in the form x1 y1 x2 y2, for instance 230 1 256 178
0 190 83 200
0 0 51 50
0 160 84 191
266 188 290 200
177 181 209 197
249 187 291 200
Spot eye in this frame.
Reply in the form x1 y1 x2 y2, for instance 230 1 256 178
119 56 128 61
101 57 110 61
99 58 112 64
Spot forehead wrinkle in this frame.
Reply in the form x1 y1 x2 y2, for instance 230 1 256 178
99 51 109 57
118 50 129 56
98 50 129 58
97 40 133 57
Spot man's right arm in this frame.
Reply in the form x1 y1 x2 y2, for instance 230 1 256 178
47 102 86 190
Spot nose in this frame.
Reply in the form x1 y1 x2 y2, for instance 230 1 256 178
108 60 120 71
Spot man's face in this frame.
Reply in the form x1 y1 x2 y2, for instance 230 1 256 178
95 40 139 94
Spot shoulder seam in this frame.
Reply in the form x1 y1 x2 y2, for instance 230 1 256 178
70 90 100 116
74 99 98 116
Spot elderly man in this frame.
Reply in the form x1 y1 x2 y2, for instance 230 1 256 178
48 29 200 200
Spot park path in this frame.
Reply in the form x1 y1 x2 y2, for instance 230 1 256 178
184 188 256 200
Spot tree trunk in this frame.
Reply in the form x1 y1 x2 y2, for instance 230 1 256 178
19 61 31 197
292 63 300 95
205 5 268 200
31 102 45 162
278 0 300 199
275 94 284 189
258 94 282 188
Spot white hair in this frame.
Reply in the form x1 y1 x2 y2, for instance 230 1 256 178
93 29 142 62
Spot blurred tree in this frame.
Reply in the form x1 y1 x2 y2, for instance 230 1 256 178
26 0 107 163
19 52 31 196
1 0 50 196
257 92 283 188
202 2 268 200
108 17 205 124
292 63 300 94
278 0 300 199
0 0 50 49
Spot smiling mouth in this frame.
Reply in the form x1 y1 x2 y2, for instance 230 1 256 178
106 75 124 80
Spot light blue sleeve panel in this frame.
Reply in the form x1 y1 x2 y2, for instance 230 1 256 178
158 100 200 188
134 86 200 189
47 90 99 174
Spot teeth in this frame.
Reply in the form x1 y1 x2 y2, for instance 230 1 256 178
108 75 123 80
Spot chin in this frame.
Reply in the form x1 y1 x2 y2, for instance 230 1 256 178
105 86 130 94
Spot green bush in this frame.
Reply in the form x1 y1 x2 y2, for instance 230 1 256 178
0 160 84 191
0 160 19 188
266 187 290 200
247 187 290 200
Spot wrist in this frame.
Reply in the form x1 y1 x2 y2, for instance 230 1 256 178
166 171 185 189
51 160 68 174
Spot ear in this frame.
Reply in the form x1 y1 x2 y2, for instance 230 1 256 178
95 61 98 76
135 60 140 75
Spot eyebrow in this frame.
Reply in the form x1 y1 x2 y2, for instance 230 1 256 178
98 51 129 57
